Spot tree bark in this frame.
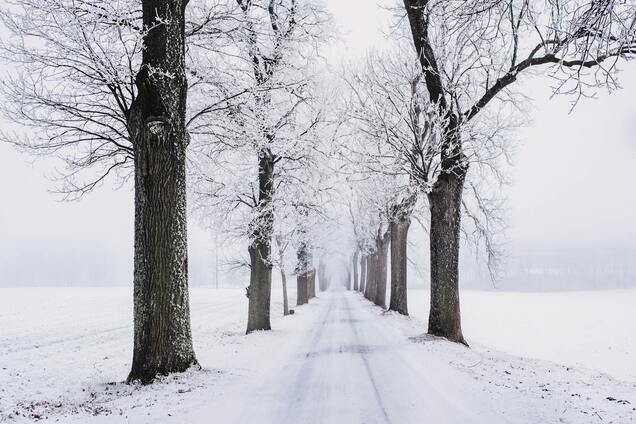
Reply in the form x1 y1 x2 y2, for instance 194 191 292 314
362 253 373 299
275 236 289 316
246 152 275 333
352 250 359 291
308 270 316 297
127 0 196 384
296 241 309 306
307 249 316 298
280 267 289 316
296 273 308 306
427 170 468 345
359 255 367 293
403 0 468 345
374 231 390 309
389 218 411 315
365 251 376 301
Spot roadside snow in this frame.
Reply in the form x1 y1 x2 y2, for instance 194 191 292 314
408 289 636 382
0 287 252 422
0 287 634 423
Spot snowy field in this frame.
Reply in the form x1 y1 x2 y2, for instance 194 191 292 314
1 287 635 423
409 288 636 382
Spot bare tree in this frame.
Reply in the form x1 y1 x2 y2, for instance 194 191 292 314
125 0 200 384
0 0 203 384
0 0 243 383
274 159 336 307
343 48 443 314
341 172 394 307
229 0 327 332
191 0 329 332
347 196 365 292
400 0 636 344
296 236 311 305
293 204 313 305
371 221 391 308
274 234 291 315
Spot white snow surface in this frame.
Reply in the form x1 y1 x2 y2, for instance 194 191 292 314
0 286 635 423
409 288 636 382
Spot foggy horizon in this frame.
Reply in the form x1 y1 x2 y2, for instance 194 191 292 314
2 68 635 288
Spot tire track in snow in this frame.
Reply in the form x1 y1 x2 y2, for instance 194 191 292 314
184 289 510 424
273 291 392 424
341 293 391 423
278 296 338 423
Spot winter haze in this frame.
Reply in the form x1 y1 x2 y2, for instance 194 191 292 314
1 1 636 423
0 0 635 289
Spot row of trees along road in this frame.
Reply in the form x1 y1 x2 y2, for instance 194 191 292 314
1 0 635 382
397 0 636 344
339 0 636 345
0 0 330 383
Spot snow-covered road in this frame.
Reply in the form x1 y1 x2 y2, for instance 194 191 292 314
187 289 506 424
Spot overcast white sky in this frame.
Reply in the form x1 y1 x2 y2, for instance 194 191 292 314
0 0 635 287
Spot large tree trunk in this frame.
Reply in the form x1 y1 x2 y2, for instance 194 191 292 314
247 239 272 331
403 0 467 345
246 152 275 333
389 218 411 315
296 241 309 306
359 255 367 293
127 0 196 384
374 232 390 309
352 250 359 291
427 170 467 345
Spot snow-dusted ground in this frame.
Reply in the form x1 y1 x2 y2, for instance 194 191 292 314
1 287 635 423
409 288 636 382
